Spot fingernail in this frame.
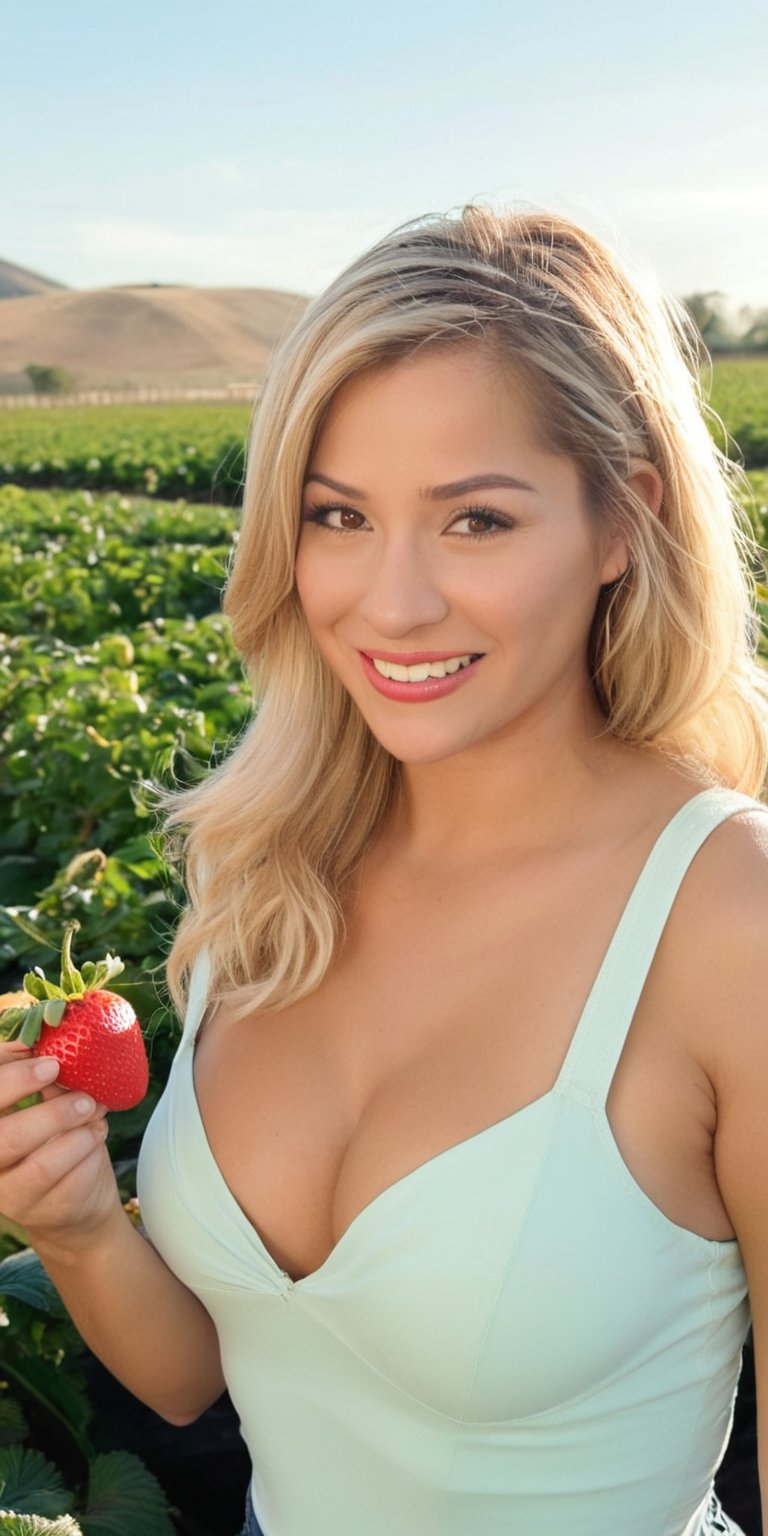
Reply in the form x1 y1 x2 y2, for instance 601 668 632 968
74 1096 96 1114
33 1058 60 1081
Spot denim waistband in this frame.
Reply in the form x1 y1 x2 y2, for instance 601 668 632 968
241 1485 266 1536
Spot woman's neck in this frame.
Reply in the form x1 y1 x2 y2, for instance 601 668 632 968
387 709 646 865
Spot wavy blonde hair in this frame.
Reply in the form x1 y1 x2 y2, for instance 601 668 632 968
155 203 768 1022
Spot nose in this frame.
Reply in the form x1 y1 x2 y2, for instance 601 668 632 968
357 534 449 637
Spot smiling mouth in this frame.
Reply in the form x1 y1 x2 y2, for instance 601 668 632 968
368 653 482 682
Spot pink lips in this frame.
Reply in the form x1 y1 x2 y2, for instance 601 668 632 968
359 650 483 702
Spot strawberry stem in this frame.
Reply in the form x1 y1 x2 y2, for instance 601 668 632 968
60 921 85 997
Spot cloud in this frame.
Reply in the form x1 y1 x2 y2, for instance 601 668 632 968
617 185 768 220
74 210 399 293
197 157 248 187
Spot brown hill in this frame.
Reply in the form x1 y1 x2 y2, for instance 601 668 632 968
0 284 308 392
0 257 68 300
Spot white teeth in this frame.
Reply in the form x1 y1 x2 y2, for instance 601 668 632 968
371 653 476 682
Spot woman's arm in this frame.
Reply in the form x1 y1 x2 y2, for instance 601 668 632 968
32 1203 228 1425
703 814 768 1526
0 1044 227 1426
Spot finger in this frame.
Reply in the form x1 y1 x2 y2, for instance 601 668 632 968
0 1054 62 1116
16 1130 113 1234
0 1078 107 1169
0 1119 110 1227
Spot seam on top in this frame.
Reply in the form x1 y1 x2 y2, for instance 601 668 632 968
439 1096 564 1525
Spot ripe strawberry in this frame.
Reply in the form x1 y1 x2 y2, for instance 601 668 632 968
0 921 149 1110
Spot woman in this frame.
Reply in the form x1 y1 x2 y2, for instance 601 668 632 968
1 206 767 1536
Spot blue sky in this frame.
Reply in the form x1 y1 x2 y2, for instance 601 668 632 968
5 0 767 311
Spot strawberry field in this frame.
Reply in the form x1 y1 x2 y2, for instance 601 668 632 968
0 374 766 1535
0 401 252 498
705 356 768 467
0 483 253 1536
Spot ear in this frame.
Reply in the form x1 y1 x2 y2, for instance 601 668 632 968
598 457 663 586
627 457 664 518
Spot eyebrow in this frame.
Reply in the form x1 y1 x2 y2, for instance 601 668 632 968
303 471 539 500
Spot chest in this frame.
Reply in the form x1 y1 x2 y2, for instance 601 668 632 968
191 848 733 1283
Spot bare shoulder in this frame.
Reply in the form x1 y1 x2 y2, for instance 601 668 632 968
669 799 768 1056
671 800 768 1230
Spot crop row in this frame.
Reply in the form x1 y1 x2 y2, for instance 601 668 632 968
704 358 768 466
0 484 238 641
0 400 251 497
0 487 252 1041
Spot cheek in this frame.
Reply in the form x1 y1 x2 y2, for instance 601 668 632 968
294 542 356 642
475 541 601 650
470 550 558 632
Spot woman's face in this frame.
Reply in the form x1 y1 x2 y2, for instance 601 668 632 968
295 344 632 766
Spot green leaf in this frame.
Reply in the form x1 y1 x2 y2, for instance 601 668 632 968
78 1452 175 1536
18 1009 43 1049
0 1396 29 1448
18 1007 43 1056
22 977 64 1004
20 979 47 1004
0 1218 30 1249
0 913 59 953
42 1001 66 1029
0 1511 83 1535
0 1252 69 1321
0 1012 28 1041
0 1444 72 1517
1 1359 93 1461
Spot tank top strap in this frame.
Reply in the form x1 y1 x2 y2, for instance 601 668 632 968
178 944 212 1052
555 787 766 1110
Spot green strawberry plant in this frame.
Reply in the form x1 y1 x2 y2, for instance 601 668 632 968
0 402 251 498
0 1252 176 1534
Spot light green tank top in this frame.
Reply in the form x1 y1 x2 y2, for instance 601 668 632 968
137 787 762 1535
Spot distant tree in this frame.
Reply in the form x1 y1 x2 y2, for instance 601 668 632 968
24 362 74 395
740 307 768 351
680 292 736 353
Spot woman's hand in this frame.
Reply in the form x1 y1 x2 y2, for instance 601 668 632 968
0 1039 120 1251
1 1041 227 1422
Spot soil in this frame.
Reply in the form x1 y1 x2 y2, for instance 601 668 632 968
79 1334 762 1536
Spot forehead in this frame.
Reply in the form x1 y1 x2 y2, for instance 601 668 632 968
313 342 545 450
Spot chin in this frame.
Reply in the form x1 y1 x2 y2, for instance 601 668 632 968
361 724 480 766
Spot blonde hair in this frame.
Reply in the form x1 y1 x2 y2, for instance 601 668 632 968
155 204 768 1021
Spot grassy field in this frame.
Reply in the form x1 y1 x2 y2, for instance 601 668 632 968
702 355 768 467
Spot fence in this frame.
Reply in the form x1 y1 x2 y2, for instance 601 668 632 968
0 384 257 409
